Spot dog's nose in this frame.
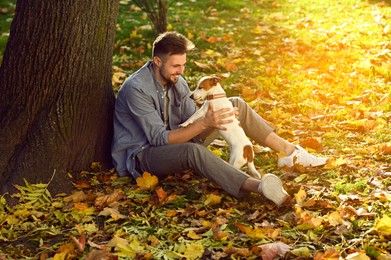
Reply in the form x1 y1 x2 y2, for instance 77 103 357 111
190 93 194 100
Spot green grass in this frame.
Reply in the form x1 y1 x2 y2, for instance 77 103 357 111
1 1 391 258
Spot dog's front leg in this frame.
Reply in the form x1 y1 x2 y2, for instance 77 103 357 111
180 104 208 128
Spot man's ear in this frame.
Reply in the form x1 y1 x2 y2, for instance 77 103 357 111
153 56 162 67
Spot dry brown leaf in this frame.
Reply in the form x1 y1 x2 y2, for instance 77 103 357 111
255 242 291 260
194 60 211 70
300 137 323 152
94 191 125 207
64 191 96 203
156 187 167 203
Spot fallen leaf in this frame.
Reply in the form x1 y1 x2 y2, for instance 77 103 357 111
256 242 291 260
156 187 167 203
345 252 370 260
64 191 96 203
183 242 204 259
187 230 202 240
71 234 86 253
234 222 266 239
374 215 391 236
194 60 211 70
291 247 311 257
314 248 340 260
294 188 307 207
136 172 158 190
204 193 222 206
95 191 125 207
98 207 127 220
300 137 323 151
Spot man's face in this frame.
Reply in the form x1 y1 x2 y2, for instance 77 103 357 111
155 54 187 85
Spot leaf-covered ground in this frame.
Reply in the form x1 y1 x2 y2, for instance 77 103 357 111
1 0 390 259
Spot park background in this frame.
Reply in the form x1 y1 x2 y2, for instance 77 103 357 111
0 0 390 259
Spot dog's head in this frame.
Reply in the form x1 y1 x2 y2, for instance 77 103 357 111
191 74 222 105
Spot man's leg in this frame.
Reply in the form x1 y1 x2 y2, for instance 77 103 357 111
137 143 249 197
230 97 327 167
137 142 288 205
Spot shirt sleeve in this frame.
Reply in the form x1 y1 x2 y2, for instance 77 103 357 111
124 85 169 146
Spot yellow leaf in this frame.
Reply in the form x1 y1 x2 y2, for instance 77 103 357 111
294 188 307 207
251 25 263 35
294 174 308 183
53 252 69 260
54 243 76 260
210 148 223 157
184 242 204 260
136 172 158 190
187 230 202 240
107 235 129 248
5 214 19 225
234 222 266 239
82 223 98 234
13 208 30 218
375 215 391 236
116 237 144 258
202 220 212 227
204 193 222 206
327 211 343 227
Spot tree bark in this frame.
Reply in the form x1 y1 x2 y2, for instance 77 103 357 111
0 0 119 200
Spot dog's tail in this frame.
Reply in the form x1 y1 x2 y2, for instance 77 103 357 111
244 145 261 179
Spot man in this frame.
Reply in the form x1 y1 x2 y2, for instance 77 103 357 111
111 31 327 206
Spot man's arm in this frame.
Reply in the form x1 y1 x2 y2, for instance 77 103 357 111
168 103 234 144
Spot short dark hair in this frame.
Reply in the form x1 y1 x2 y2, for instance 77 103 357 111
152 31 195 58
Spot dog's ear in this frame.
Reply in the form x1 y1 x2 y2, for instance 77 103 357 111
210 74 222 85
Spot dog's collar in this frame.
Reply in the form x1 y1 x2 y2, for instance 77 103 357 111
206 93 226 100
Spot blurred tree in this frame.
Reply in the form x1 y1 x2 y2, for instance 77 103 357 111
0 0 119 202
132 0 174 34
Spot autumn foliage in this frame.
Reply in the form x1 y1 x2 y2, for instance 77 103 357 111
1 0 391 259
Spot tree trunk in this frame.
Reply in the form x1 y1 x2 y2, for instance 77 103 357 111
0 0 119 200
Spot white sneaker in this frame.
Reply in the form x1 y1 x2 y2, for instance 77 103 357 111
260 174 289 206
277 145 328 168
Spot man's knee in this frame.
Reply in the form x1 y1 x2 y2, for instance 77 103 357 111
183 142 208 155
229 96 246 108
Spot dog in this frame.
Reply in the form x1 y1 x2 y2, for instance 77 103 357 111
180 75 261 179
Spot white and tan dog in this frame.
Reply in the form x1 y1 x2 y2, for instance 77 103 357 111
180 75 261 179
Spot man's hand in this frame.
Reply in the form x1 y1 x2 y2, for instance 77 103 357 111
203 102 234 130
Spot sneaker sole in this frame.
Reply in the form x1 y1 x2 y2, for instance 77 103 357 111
261 174 288 206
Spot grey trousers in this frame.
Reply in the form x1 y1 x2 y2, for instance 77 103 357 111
137 97 275 198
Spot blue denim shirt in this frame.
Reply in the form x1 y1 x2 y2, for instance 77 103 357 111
111 61 199 179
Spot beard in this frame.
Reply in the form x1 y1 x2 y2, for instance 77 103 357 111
159 66 179 85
